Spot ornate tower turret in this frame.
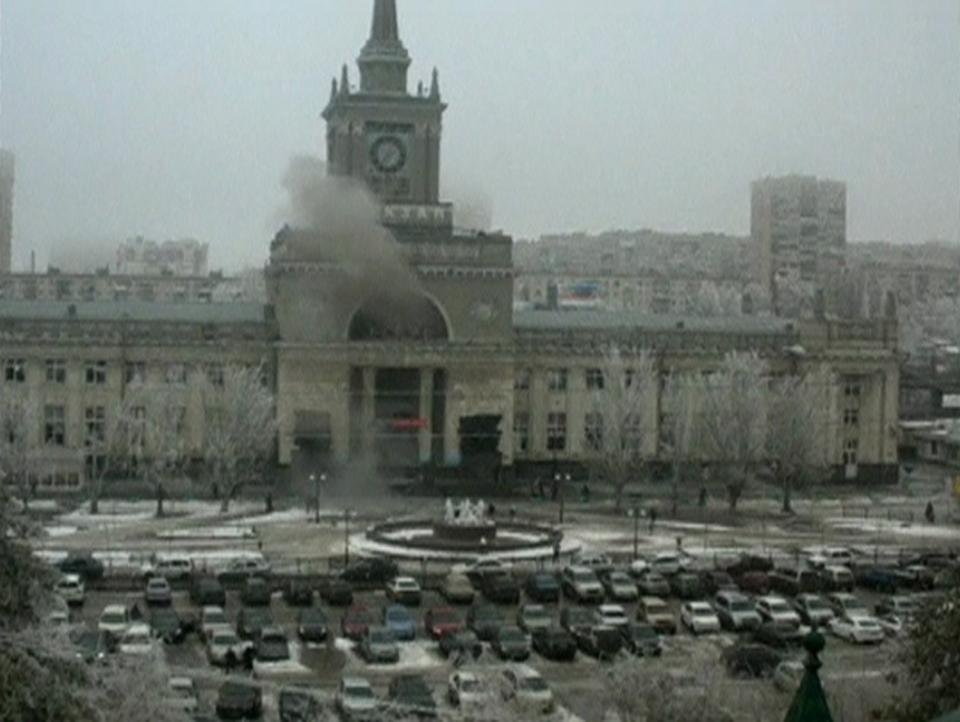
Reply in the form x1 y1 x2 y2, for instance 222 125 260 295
358 0 411 94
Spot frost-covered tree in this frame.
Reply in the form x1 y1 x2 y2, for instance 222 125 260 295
0 387 41 512
661 372 700 516
589 346 657 511
202 365 277 512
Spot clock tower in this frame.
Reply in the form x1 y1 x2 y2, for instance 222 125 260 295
323 0 445 206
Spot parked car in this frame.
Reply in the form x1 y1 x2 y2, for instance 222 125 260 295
559 605 595 636
282 580 314 606
166 677 199 716
340 558 399 584
635 571 671 597
387 674 437 719
561 566 605 604
359 627 400 664
736 571 772 596
448 671 485 710
341 604 375 641
145 577 173 606
383 605 416 641
525 572 561 603
595 604 629 629
755 595 802 628
620 623 662 657
386 577 422 606
601 571 639 602
752 622 805 649
98 604 130 637
877 614 906 637
150 606 187 644
827 593 871 620
723 643 783 678
650 552 688 576
200 605 230 641
218 556 271 585
637 596 677 635
237 607 274 641
725 554 774 579
714 591 762 631
278 687 320 722
681 601 721 635
336 677 379 721
479 572 521 604
440 573 475 605
190 576 226 607
118 623 155 656
576 625 623 660
297 607 329 643
71 628 114 664
466 604 504 641
875 595 918 620
773 660 805 693
240 577 272 607
573 552 615 576
769 568 821 597
57 552 104 581
792 594 835 627
820 565 856 593
500 665 555 715
320 579 354 606
456 557 513 585
828 615 885 644
805 546 854 569
215 681 262 720
492 625 531 661
144 554 193 581
56 574 85 606
518 604 553 634
207 628 252 667
699 570 738 596
424 606 463 640
854 566 899 594
254 626 291 663
531 626 577 661
438 630 483 660
896 565 935 591
670 573 702 600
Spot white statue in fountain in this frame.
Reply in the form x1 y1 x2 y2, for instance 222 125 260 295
444 498 489 527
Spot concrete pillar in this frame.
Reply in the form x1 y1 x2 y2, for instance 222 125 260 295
360 368 376 456
418 368 434 464
444 377 461 466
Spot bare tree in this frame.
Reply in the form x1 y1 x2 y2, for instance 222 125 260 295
0 387 41 512
767 365 833 513
694 352 769 511
83 397 138 515
661 372 699 516
202 365 277 513
590 345 657 511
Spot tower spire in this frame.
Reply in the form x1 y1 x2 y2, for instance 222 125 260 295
358 0 410 94
369 0 400 46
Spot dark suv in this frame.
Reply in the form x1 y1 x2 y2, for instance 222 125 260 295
190 576 226 607
340 558 399 584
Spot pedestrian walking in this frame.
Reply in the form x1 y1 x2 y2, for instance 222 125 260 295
925 501 936 524
224 648 237 675
552 540 561 566
648 507 658 534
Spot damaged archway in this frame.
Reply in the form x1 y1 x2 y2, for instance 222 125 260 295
348 292 451 342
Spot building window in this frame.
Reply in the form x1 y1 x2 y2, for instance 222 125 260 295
85 406 105 444
585 369 605 391
623 413 644 452
46 359 66 384
585 412 604 452
547 369 568 392
205 363 224 387
166 363 188 384
844 383 862 399
513 412 530 454
546 412 567 452
85 361 107 385
514 369 531 391
44 405 66 446
843 409 859 426
3 359 26 383
843 439 858 466
124 362 146 385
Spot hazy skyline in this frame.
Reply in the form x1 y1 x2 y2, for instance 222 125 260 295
1 0 958 272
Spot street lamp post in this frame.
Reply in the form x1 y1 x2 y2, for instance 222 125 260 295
631 506 640 560
343 507 351 566
313 473 327 524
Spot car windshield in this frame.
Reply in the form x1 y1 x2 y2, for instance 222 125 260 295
520 676 548 692
857 619 879 629
460 678 480 693
632 626 657 639
693 606 714 617
896 599 917 611
396 580 418 589
609 573 630 584
370 630 394 644
214 632 238 645
525 607 549 619
123 633 149 645
302 609 326 623
806 598 828 610
573 571 596 583
386 609 410 621
432 609 458 623
567 609 593 623
533 574 557 586
346 685 374 699
769 601 791 613
846 600 868 611
500 628 525 642
646 602 668 614
730 600 754 612
102 612 126 625
206 611 227 625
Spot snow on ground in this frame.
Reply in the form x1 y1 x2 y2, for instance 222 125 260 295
35 547 269 573
157 526 255 540
252 641 312 678
44 525 79 538
335 637 446 671
349 532 582 561
827 517 960 540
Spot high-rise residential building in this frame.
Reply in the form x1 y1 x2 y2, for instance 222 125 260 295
115 236 208 276
0 150 15 273
751 175 846 292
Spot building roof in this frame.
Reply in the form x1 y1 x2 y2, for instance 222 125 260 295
0 300 265 325
513 309 794 335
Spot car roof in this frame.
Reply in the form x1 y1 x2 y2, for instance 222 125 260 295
394 576 419 584
60 574 82 584
689 601 713 609
453 671 479 682
640 595 667 604
509 663 542 679
102 604 127 614
599 604 625 613
125 623 151 634
203 605 225 613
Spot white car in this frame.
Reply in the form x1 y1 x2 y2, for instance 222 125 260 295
386 576 422 604
827 593 871 620
206 628 252 666
828 615 885 644
602 571 639 601
651 552 688 576
501 665 555 714
680 601 721 634
221 555 272 578
629 558 650 577
573 552 614 572
118 623 155 655
145 577 173 605
144 554 193 581
448 671 485 709
595 604 629 628
876 614 905 637
200 605 231 641
166 677 199 715
454 557 513 578
756 596 802 628
805 546 854 569
56 574 85 606
98 604 130 636
336 676 379 719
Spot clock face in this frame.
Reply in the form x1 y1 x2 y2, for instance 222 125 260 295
370 135 407 174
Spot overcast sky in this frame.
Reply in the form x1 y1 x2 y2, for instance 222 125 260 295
1 0 958 272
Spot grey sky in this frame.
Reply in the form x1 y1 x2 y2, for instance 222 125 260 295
1 0 958 272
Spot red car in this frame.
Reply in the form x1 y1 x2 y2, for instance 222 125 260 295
424 607 464 640
341 604 374 641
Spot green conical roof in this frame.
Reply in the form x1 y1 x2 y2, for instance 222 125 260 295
784 632 834 722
